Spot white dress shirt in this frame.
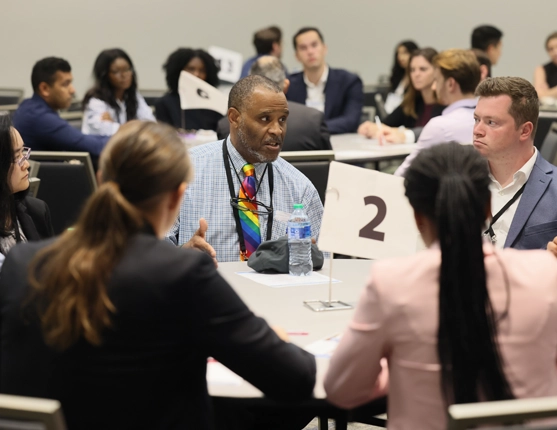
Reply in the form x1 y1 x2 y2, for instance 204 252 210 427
82 92 155 136
489 148 538 248
304 66 329 113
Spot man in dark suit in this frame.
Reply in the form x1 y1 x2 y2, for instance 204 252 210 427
218 56 332 151
473 77 557 250
12 57 108 158
286 27 363 135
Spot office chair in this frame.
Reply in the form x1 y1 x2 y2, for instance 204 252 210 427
540 121 557 165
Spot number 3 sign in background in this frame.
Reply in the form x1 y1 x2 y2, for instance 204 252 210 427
319 161 422 260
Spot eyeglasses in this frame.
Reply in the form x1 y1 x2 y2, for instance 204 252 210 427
109 67 133 76
230 198 273 216
14 147 31 167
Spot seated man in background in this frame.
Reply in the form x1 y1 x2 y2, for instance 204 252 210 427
218 56 332 151
287 27 363 134
474 76 557 250
471 25 503 67
12 57 108 158
395 49 480 176
240 26 286 79
167 75 324 262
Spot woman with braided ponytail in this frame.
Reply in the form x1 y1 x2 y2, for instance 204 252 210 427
0 121 316 430
325 142 557 429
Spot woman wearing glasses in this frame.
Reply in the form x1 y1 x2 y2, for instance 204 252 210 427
0 114 54 268
0 121 315 430
82 48 155 136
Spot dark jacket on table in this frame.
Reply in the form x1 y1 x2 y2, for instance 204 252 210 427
155 92 223 131
0 230 316 430
217 100 332 151
287 68 363 135
12 94 108 157
15 196 55 242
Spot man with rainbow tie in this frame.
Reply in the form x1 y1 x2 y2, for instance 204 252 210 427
166 75 324 263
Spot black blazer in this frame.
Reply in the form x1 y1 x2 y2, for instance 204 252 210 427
287 68 363 135
155 92 223 132
217 100 332 151
15 196 55 241
0 231 316 430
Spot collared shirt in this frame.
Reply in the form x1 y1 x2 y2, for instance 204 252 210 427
166 138 324 262
489 148 538 249
82 92 155 136
304 65 329 112
394 98 477 176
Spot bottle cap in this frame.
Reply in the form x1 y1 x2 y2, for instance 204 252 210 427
293 203 304 210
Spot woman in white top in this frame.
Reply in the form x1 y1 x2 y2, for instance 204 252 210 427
82 48 154 136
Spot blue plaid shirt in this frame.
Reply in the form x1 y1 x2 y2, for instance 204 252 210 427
166 138 324 262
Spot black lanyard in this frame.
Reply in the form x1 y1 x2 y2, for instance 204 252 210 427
222 139 274 257
484 182 527 244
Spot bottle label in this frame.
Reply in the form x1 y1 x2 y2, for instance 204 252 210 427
288 225 311 240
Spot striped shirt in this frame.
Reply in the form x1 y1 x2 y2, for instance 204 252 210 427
166 138 324 262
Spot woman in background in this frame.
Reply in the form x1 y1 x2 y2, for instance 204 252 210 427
359 48 444 143
0 114 53 268
534 31 557 99
82 48 155 136
325 143 557 430
0 121 315 430
155 48 222 131
384 40 419 114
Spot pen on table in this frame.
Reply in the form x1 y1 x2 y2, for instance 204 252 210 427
286 331 309 336
375 115 384 146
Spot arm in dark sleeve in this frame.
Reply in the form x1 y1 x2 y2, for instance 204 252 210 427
383 104 406 127
41 113 107 157
190 256 316 402
325 75 364 134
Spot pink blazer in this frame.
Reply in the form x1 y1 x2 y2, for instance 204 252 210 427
325 244 557 430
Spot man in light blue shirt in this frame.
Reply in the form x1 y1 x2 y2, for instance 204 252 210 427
395 49 481 176
166 75 323 263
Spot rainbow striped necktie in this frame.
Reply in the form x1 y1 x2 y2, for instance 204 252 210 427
239 163 261 260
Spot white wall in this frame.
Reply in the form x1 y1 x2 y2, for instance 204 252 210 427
1 0 556 99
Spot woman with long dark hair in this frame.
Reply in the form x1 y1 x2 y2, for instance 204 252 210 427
534 31 557 99
384 40 419 114
155 48 222 131
0 114 53 267
325 143 557 429
0 121 315 430
359 47 444 142
82 48 155 136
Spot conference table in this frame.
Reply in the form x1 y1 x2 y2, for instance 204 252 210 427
209 258 372 399
208 259 387 429
331 133 414 166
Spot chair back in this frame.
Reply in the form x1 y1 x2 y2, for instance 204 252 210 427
447 396 557 430
0 88 24 106
29 152 97 234
540 121 557 165
0 394 66 430
280 150 335 204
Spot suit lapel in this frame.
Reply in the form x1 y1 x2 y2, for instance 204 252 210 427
16 200 41 241
505 154 553 247
324 69 336 120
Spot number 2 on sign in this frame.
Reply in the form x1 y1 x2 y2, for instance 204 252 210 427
359 196 386 241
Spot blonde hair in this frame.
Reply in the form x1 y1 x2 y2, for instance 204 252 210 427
28 121 192 350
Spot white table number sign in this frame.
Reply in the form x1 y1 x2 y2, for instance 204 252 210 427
319 161 421 259
208 46 243 83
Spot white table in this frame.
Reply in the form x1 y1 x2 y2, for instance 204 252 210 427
209 259 373 399
331 133 413 165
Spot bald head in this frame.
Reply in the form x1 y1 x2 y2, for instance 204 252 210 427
228 74 282 112
249 56 287 91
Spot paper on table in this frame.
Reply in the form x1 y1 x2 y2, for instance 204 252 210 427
235 270 341 288
304 333 342 359
206 361 243 386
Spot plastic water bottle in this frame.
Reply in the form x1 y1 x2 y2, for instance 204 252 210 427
288 204 313 276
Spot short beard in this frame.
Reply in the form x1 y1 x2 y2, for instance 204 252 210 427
236 120 276 163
